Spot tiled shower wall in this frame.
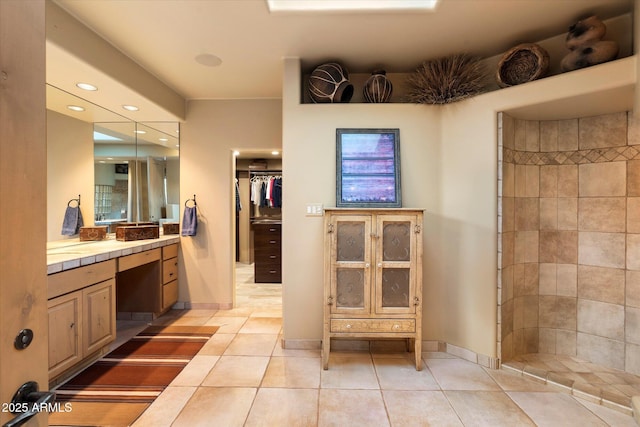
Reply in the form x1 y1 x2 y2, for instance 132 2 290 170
498 111 640 375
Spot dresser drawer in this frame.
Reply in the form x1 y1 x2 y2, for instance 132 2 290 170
162 244 178 260
330 319 415 333
162 280 178 310
163 258 178 284
48 259 116 299
255 265 281 283
254 234 281 247
255 247 281 259
118 248 161 272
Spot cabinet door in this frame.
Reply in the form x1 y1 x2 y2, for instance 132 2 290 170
48 290 82 378
374 214 418 314
83 278 116 356
329 215 372 315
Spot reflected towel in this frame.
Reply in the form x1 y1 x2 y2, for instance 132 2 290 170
181 206 197 236
61 206 84 236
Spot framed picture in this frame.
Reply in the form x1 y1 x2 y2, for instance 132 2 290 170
336 128 401 208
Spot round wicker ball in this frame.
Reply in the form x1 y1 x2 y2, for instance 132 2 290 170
308 62 354 103
496 43 549 88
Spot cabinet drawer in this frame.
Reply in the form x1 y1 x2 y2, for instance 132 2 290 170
48 259 116 299
162 280 178 310
254 234 281 247
253 224 281 234
254 250 281 264
163 258 178 284
162 244 178 260
255 265 281 283
118 248 161 272
330 319 415 333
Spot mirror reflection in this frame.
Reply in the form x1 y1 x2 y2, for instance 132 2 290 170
46 84 180 242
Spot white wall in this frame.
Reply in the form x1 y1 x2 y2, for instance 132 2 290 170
282 58 442 342
179 99 282 307
47 109 94 241
280 55 635 358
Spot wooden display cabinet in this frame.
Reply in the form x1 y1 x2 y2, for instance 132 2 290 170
323 208 423 370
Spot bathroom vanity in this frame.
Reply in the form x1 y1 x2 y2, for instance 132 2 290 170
46 236 179 383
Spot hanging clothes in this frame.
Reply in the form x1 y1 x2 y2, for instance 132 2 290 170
250 173 282 209
235 178 242 212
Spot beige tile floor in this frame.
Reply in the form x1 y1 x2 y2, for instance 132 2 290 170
120 264 638 426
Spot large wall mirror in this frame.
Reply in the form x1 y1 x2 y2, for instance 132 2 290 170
46 84 180 242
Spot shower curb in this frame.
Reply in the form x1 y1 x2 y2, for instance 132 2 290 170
501 361 635 418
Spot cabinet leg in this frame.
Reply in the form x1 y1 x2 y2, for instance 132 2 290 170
322 337 330 370
415 339 422 371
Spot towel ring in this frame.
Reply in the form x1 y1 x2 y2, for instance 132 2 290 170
185 194 197 208
67 194 81 207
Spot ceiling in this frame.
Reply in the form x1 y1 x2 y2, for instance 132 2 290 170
52 0 633 104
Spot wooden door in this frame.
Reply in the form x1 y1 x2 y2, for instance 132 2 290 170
48 292 82 379
374 214 419 315
328 215 372 316
83 279 116 356
0 1 50 425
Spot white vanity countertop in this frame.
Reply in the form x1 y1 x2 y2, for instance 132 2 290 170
47 235 180 274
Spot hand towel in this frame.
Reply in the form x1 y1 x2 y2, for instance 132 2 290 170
181 206 197 236
61 205 84 235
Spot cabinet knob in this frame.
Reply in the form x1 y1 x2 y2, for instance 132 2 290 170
393 324 400 329
365 263 370 268
377 263 382 268
346 324 352 329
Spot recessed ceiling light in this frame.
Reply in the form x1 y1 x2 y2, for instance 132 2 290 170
272 151 280 155
76 82 98 91
176 144 180 148
134 130 146 134
122 105 139 111
67 105 85 112
195 53 223 67
159 138 169 142
266 0 439 12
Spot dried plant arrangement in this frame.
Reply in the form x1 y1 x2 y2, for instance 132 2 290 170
406 54 487 104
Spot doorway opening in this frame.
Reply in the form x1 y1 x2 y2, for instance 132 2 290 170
233 150 283 309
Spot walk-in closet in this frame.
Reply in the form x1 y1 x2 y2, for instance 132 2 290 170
235 156 282 294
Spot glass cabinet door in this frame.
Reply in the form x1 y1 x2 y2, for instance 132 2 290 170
330 216 372 315
375 215 417 314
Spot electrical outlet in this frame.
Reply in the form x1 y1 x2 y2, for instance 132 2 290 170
305 203 323 216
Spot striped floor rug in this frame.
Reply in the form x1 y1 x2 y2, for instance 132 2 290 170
50 325 218 426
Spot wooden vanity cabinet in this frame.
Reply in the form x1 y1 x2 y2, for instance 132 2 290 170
47 260 116 379
117 245 178 317
116 248 161 315
323 208 423 370
162 244 179 311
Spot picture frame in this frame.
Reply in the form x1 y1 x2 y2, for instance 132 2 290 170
336 128 401 208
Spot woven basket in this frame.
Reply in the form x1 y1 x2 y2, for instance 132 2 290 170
496 43 549 88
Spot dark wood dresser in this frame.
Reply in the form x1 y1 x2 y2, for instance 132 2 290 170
253 221 281 283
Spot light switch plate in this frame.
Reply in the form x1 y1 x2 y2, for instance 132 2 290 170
306 203 323 216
